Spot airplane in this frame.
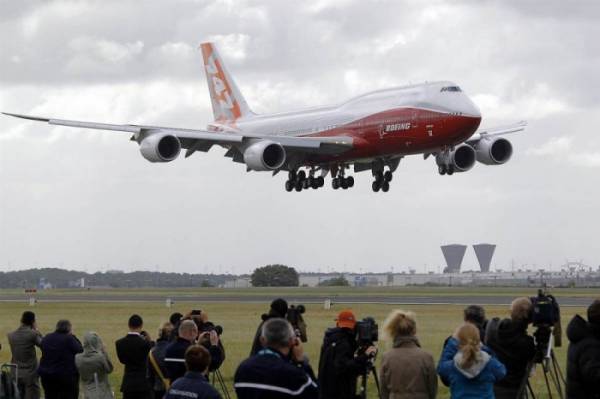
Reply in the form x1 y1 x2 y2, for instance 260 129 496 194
3 42 526 193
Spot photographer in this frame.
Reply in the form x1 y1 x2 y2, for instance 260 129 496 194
234 318 318 399
115 314 154 399
380 310 437 399
485 297 535 399
38 319 83 399
7 311 43 399
318 310 376 399
250 298 288 355
187 310 225 372
148 322 175 399
566 299 600 398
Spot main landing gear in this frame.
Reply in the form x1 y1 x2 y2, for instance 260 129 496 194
371 169 393 192
284 169 325 192
331 167 354 190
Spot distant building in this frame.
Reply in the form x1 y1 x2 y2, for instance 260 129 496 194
473 244 496 272
441 244 467 273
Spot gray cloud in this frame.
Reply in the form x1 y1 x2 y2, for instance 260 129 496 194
1 0 599 273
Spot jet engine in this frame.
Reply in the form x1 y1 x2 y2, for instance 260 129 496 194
243 140 286 171
475 137 513 165
436 144 476 173
139 133 181 162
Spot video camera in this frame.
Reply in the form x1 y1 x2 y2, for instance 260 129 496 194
355 317 378 347
529 289 561 362
287 304 308 342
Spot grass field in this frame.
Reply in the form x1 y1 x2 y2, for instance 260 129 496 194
0 288 595 398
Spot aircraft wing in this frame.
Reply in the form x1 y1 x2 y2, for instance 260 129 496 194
466 120 527 143
2 112 354 156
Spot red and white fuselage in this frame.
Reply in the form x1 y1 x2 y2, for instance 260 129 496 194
3 42 524 193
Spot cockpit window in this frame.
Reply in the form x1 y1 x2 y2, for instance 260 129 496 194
440 86 462 92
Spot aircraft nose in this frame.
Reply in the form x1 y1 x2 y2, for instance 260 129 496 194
463 96 481 119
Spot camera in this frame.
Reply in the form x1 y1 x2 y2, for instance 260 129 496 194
530 289 560 327
200 321 223 336
355 317 378 347
529 289 562 362
287 304 308 342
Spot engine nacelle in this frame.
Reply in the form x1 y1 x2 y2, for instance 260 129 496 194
436 144 476 173
475 137 513 165
139 133 181 163
243 140 286 171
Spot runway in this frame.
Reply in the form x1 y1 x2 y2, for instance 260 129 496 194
0 293 594 307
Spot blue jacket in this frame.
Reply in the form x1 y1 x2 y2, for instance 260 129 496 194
165 338 224 382
234 348 318 399
164 371 221 399
437 337 506 399
38 332 83 377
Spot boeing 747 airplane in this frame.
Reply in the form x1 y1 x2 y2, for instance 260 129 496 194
3 42 526 192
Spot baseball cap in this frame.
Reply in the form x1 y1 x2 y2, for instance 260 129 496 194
336 310 357 329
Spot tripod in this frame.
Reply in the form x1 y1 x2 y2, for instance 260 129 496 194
517 331 565 399
210 369 232 399
358 357 382 399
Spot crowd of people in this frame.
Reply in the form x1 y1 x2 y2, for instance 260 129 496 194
1 297 599 399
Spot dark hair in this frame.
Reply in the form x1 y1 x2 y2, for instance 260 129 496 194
185 345 211 373
55 319 72 334
128 314 143 329
464 305 486 326
588 299 600 325
169 312 183 326
21 311 36 326
270 298 288 318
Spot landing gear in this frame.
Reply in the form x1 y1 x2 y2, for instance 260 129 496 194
372 168 393 193
438 164 454 176
285 168 325 192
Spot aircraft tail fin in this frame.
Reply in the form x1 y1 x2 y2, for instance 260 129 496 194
200 42 254 123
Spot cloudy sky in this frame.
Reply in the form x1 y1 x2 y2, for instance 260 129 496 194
1 0 599 275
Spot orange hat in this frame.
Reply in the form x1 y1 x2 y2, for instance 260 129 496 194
336 310 357 329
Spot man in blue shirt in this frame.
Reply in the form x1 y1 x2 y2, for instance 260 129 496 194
234 318 318 399
164 345 221 399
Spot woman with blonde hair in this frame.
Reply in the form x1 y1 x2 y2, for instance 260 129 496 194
379 310 438 399
438 323 506 399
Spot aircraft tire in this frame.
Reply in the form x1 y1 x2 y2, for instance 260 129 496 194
332 178 340 190
285 180 293 192
295 180 303 191
298 170 306 181
341 179 348 189
384 171 393 182
447 165 455 176
317 176 325 187
438 165 447 175
382 181 390 192
347 176 355 187
372 181 380 192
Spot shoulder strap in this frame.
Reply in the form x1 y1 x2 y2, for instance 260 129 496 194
149 350 170 390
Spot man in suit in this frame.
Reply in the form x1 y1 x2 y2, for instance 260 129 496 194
115 314 154 399
7 311 43 399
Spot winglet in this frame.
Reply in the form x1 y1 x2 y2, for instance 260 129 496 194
2 112 50 122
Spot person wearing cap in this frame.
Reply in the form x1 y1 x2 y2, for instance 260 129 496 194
318 310 377 399
566 299 600 398
250 298 289 356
